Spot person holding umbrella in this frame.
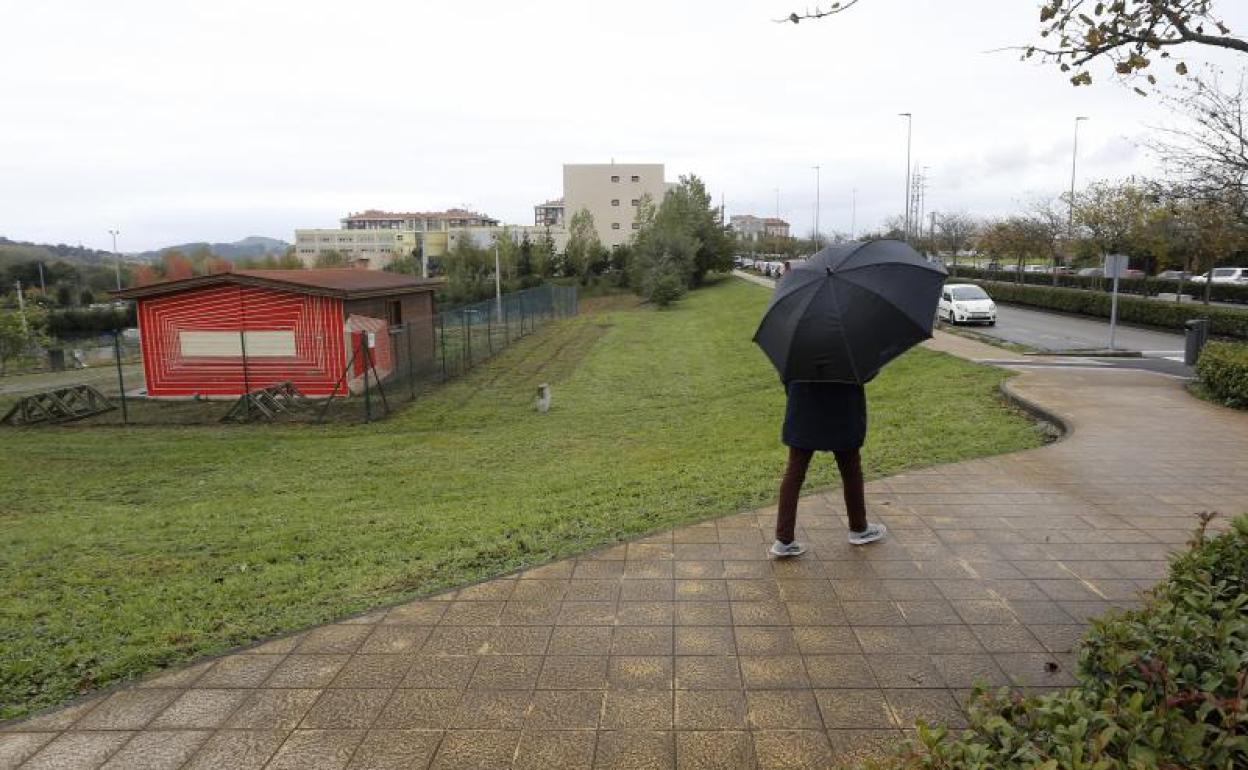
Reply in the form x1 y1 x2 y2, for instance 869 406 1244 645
753 240 947 556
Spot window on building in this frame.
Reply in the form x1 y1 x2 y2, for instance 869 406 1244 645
611 223 621 230
631 175 640 182
631 199 639 206
611 175 620 182
611 199 620 206
631 223 640 230
387 300 402 327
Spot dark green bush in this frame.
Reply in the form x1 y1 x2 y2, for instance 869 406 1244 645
1196 342 1248 408
961 280 1248 339
948 267 1248 305
46 306 136 336
882 515 1248 770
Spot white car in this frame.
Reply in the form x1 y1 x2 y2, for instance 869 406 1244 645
1191 267 1248 285
939 284 997 326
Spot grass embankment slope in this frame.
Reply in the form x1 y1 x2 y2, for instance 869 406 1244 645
0 277 1041 719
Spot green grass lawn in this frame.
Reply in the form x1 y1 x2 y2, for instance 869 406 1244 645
0 277 1042 720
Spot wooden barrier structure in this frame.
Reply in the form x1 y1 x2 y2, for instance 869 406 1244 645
2 385 117 426
221 381 309 423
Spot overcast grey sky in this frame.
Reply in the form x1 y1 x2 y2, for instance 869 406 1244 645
2 0 1246 252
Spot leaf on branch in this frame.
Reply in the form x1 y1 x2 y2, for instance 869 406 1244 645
1176 62 1188 76
789 12 800 24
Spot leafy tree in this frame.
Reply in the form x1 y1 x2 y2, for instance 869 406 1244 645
977 217 1053 279
79 288 95 306
935 213 980 263
564 208 602 281
131 264 161 287
314 249 346 268
533 228 557 278
160 251 194 281
0 306 47 376
1074 180 1160 258
787 0 1246 91
629 194 697 304
55 285 73 307
1031 0 1246 90
517 232 534 278
276 250 304 269
667 175 733 286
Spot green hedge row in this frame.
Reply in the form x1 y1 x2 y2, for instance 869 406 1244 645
1196 342 1248 408
962 280 1248 339
948 266 1248 305
884 515 1248 770
46 306 136 336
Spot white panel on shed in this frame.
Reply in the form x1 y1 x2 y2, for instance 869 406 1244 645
179 330 297 357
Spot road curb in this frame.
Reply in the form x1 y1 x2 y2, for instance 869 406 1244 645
999 376 1074 443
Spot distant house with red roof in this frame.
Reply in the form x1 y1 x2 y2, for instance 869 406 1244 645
113 269 440 398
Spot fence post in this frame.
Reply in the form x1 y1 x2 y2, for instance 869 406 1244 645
487 303 494 357
362 333 371 423
439 314 447 380
406 321 416 399
520 291 527 336
463 310 471 371
113 330 128 425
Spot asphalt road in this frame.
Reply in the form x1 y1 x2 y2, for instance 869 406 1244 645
959 304 1196 377
967 304 1185 355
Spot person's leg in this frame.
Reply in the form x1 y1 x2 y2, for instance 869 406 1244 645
833 448 868 533
776 446 815 544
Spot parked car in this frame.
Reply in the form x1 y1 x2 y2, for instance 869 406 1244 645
1191 267 1248 285
1023 264 1048 274
1156 270 1192 281
1123 269 1146 279
1077 267 1104 277
939 284 997 326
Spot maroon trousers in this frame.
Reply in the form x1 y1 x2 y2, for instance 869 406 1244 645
776 447 867 543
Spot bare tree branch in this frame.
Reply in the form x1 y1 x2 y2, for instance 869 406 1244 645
779 0 861 24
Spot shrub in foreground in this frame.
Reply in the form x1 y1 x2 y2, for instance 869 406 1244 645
880 514 1248 770
1196 342 1248 408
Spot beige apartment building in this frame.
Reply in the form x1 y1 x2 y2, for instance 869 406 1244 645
731 214 791 241
558 163 673 249
295 208 562 270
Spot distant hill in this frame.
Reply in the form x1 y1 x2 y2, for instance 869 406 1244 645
134 236 291 262
0 237 116 268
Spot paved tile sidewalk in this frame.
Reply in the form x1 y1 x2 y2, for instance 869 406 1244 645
4 332 1247 769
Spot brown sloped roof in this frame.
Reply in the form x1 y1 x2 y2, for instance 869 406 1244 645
112 269 443 300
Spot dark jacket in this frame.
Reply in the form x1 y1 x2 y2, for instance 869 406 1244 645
782 381 867 451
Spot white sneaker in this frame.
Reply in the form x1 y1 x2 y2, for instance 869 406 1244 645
848 522 887 546
769 539 807 558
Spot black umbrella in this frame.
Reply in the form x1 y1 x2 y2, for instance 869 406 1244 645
753 240 948 384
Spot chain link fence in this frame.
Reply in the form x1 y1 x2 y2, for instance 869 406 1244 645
0 284 577 427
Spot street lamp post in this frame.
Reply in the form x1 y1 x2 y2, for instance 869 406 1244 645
850 188 857 241
812 165 821 248
108 229 122 290
1067 117 1089 270
899 113 913 242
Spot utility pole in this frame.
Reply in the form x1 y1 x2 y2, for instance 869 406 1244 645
15 280 28 335
899 113 913 241
850 188 857 241
494 242 503 323
812 165 821 247
37 262 46 293
1068 117 1089 267
109 229 122 290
